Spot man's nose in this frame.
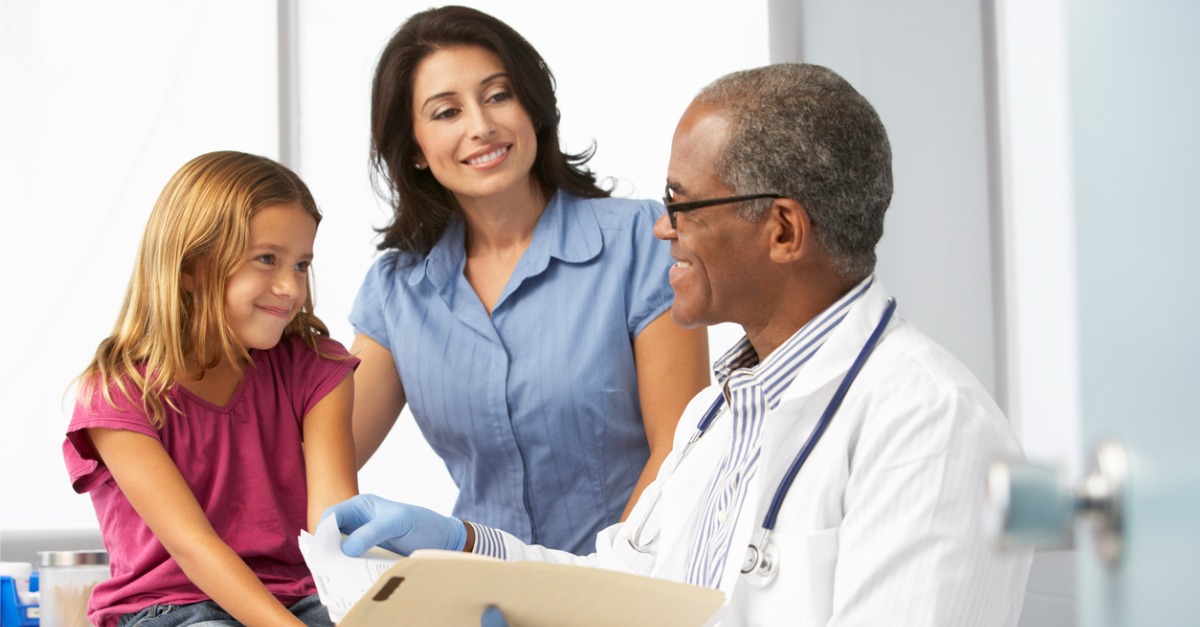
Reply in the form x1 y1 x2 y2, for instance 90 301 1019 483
653 210 677 240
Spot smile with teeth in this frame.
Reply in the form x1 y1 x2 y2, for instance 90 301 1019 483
465 146 509 166
675 261 693 268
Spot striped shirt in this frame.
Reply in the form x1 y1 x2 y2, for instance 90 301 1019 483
684 277 873 587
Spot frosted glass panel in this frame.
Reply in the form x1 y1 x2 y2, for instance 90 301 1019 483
1065 1 1200 624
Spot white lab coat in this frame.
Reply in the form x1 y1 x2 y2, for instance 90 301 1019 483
492 281 1032 626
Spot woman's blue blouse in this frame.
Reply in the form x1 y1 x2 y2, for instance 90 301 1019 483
349 191 675 553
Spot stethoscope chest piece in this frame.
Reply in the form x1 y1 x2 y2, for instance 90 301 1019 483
740 535 780 586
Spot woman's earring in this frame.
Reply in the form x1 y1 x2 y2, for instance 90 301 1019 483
415 162 426 170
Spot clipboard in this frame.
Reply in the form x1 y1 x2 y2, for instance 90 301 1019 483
339 550 725 627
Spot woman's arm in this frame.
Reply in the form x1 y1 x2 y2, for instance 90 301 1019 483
624 310 710 520
303 374 359 531
350 334 407 469
88 428 304 627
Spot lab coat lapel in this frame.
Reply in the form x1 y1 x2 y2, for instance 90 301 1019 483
679 283 897 597
740 281 895 583
775 280 894 407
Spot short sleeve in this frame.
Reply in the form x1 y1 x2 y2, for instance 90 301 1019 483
623 201 675 337
64 383 161 494
348 252 402 347
282 336 360 422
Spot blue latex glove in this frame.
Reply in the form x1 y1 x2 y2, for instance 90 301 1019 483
481 606 510 627
321 494 466 557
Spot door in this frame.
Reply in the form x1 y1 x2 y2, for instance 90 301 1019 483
1067 1 1200 624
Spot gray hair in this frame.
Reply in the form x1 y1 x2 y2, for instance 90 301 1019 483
694 63 893 282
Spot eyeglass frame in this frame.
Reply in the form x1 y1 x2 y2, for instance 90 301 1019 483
662 185 783 229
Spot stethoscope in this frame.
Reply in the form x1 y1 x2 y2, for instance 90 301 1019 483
629 298 896 587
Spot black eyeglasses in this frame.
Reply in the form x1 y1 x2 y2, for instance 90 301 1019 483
662 185 782 229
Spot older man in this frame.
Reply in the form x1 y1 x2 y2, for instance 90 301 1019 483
328 63 1032 626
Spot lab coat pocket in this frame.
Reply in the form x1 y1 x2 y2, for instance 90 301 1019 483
740 525 840 625
802 525 840 615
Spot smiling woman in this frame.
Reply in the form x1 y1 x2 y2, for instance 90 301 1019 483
345 5 711 555
409 46 540 211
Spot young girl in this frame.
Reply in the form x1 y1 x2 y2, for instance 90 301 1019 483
63 151 358 627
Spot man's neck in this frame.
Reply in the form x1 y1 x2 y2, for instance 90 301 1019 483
743 277 858 361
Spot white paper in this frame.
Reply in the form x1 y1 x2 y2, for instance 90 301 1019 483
298 515 401 622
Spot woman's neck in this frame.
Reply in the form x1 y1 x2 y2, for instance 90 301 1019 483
459 182 549 256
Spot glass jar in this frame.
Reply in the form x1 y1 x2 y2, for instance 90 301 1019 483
37 550 110 627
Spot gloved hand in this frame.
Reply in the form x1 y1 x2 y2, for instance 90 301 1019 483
321 494 467 557
481 605 510 627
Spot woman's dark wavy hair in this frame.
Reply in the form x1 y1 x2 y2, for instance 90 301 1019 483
370 5 610 254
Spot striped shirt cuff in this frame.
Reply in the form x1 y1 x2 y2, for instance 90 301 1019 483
466 521 508 560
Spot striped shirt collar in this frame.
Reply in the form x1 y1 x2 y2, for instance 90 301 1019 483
711 276 874 412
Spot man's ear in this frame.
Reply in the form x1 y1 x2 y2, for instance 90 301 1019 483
766 198 813 264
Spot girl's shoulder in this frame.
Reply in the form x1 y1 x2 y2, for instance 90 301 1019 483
262 334 352 367
262 334 358 384
310 334 351 359
252 335 358 416
73 368 151 418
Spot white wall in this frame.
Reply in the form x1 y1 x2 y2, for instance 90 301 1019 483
769 0 1002 399
766 0 1083 484
992 0 1081 477
993 3 1079 625
1 0 281 530
0 0 768 531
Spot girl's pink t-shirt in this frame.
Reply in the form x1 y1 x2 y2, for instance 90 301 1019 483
63 336 357 627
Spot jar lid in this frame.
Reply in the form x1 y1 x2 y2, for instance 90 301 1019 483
37 550 109 567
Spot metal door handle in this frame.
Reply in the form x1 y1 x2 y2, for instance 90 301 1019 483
985 438 1127 567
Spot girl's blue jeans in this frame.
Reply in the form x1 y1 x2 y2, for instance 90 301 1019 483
116 593 331 627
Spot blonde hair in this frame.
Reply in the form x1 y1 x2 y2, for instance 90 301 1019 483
79 151 331 428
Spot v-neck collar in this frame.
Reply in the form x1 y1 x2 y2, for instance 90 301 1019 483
407 191 605 314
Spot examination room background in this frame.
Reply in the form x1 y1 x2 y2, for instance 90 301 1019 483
1 2 1079 626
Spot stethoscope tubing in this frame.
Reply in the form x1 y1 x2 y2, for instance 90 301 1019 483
629 297 897 563
761 297 896 531
739 297 896 582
